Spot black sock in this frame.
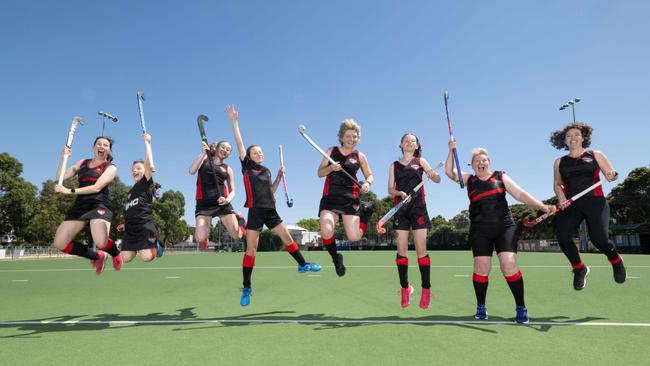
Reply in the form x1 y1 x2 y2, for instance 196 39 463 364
103 238 120 258
243 267 253 288
62 240 98 260
323 236 338 262
472 273 489 305
418 255 431 289
396 254 409 289
505 272 525 307
289 250 306 266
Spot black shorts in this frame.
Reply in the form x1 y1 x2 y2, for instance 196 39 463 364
394 203 431 231
65 203 112 222
195 199 235 218
121 221 158 251
319 196 360 216
469 222 519 257
247 207 283 231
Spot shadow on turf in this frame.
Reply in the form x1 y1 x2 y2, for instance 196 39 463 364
0 309 607 337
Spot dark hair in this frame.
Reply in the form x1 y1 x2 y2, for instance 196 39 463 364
399 133 422 157
549 122 593 150
132 160 161 194
93 136 114 161
246 145 261 159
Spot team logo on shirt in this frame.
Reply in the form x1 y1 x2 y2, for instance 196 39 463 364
220 166 227 173
410 164 420 170
417 216 426 225
95 168 103 174
97 208 106 216
582 157 594 163
348 158 358 165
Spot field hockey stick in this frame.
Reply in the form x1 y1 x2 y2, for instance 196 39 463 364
444 91 464 189
136 91 155 171
298 125 364 188
279 145 294 207
57 116 85 185
522 181 603 228
376 161 443 234
196 114 222 198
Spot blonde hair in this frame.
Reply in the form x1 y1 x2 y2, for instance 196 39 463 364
471 147 490 162
338 119 361 145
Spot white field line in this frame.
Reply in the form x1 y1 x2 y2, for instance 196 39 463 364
1 319 650 328
1 264 649 273
165 276 180 279
11 279 28 282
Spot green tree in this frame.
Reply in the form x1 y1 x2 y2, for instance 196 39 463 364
296 218 320 232
0 152 38 241
153 190 190 246
609 167 650 224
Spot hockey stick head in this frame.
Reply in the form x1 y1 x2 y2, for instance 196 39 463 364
72 116 85 126
298 124 306 134
137 91 145 102
197 114 209 123
98 111 118 123
286 198 294 208
444 90 449 102
522 217 536 228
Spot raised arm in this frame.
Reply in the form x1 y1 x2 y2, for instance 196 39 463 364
225 105 246 161
188 142 209 175
56 147 82 181
270 166 284 194
143 133 154 180
445 138 468 185
503 173 552 213
593 150 619 182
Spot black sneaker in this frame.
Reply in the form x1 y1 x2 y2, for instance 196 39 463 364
573 265 590 291
334 253 346 277
359 202 374 224
612 259 627 284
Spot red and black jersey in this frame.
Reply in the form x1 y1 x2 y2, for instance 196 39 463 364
241 157 275 209
466 171 513 224
393 158 426 206
322 146 360 200
75 159 113 205
558 150 603 198
195 159 230 200
125 176 154 225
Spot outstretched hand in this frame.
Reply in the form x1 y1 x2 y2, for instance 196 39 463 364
225 104 238 122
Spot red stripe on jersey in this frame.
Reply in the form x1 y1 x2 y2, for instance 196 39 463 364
353 182 359 198
421 186 426 203
470 188 505 203
243 173 254 208
79 177 98 183
196 175 203 200
323 175 330 196
593 167 603 197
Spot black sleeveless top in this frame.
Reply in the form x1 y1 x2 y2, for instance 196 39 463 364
466 171 513 224
393 158 425 206
125 176 153 224
241 157 275 209
322 146 361 200
196 159 230 200
558 150 603 198
75 159 113 205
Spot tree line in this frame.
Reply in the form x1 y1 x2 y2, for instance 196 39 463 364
2 152 648 249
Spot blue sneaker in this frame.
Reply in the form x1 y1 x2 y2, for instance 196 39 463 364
240 287 252 306
298 262 322 273
515 306 529 324
475 304 488 320
156 242 164 258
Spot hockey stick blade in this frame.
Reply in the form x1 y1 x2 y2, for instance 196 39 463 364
279 145 294 208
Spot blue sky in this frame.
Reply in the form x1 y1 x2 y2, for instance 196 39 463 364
1 1 649 226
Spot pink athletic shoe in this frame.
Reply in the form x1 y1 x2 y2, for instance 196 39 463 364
401 285 414 308
91 251 107 275
419 288 431 309
112 254 123 271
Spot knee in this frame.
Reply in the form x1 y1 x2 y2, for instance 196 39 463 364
140 252 154 262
